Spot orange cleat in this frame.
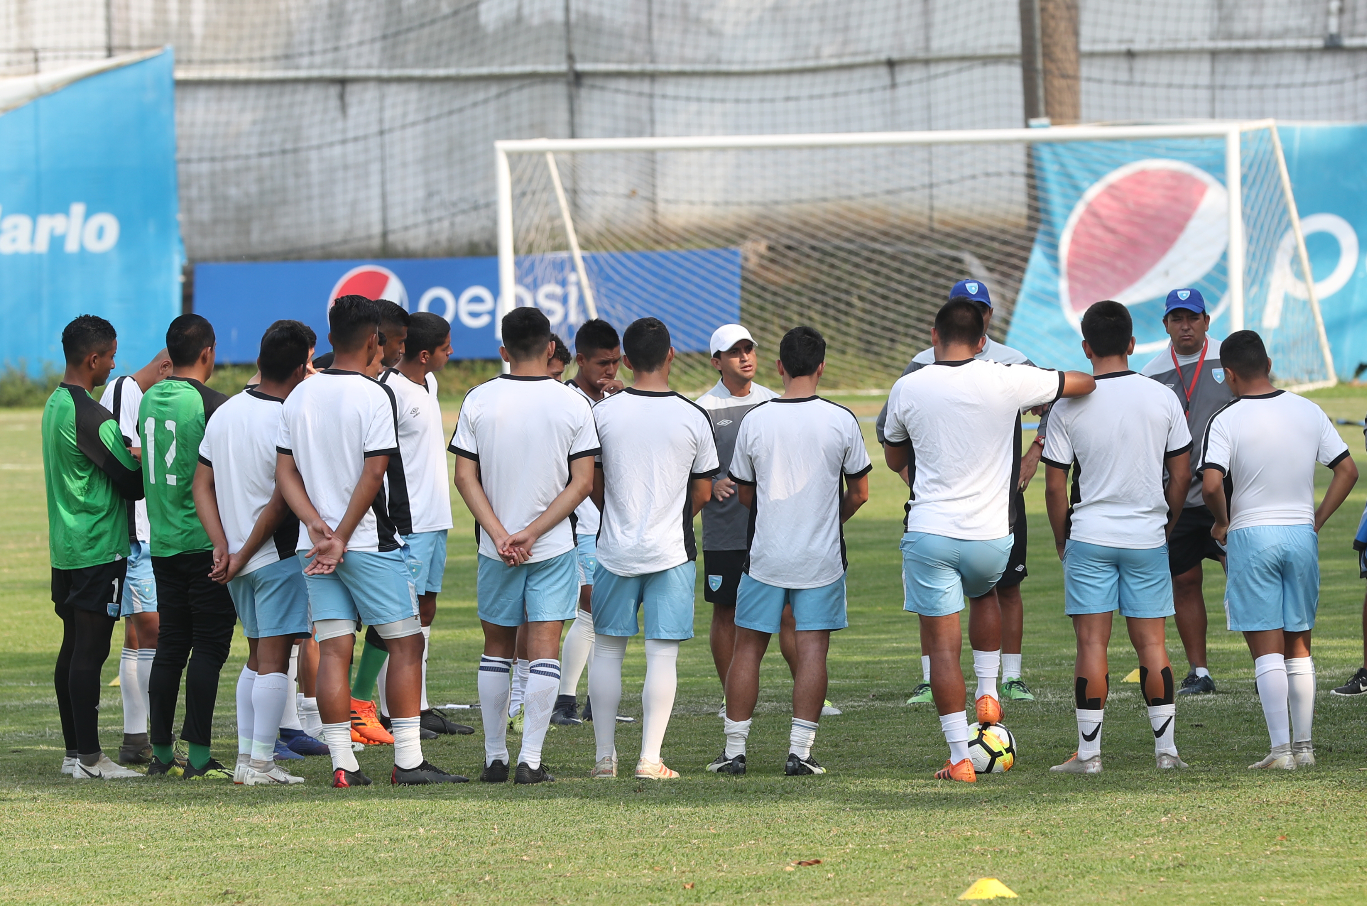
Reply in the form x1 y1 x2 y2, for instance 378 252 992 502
350 697 394 744
975 694 1003 726
935 758 977 782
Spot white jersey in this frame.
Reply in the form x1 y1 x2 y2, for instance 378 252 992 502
565 379 603 536
379 368 453 534
99 375 149 542
883 358 1063 541
1201 389 1349 532
276 369 406 553
728 397 872 588
449 375 599 564
594 388 720 577
198 388 299 575
1042 371 1192 549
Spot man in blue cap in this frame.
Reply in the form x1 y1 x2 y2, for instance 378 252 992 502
1140 288 1233 695
876 279 1048 707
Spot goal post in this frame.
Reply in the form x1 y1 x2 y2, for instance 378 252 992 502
495 121 1334 392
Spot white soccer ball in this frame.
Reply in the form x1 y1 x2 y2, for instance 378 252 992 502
967 722 1017 774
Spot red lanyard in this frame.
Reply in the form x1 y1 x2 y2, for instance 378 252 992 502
1171 338 1209 413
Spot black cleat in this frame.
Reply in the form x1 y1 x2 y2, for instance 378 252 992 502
514 762 555 784
117 732 153 765
380 711 440 739
392 760 469 785
421 708 475 735
581 696 593 722
479 759 509 783
146 756 182 777
1332 667 1367 696
549 694 583 727
181 758 234 780
784 753 827 775
706 752 746 775
1177 671 1216 695
332 767 372 788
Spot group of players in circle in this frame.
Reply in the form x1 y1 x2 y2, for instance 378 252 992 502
40 277 1365 785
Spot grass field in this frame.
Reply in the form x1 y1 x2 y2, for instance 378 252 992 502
2 384 1367 904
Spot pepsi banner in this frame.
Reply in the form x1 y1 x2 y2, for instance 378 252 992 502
194 249 742 362
0 50 182 375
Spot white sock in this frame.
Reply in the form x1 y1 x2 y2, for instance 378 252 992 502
559 608 596 696
973 649 1001 701
920 654 931 684
419 625 431 712
236 666 257 756
1002 652 1023 680
376 656 389 719
280 648 303 731
518 659 561 770
1148 703 1177 756
1076 708 1104 760
588 634 627 761
723 717 751 758
391 716 423 770
1193 666 1210 678
478 656 513 766
323 721 359 772
1254 653 1291 750
790 717 819 759
509 658 530 717
250 672 289 766
1285 657 1316 745
300 695 323 739
119 648 145 734
640 639 679 763
136 649 155 730
940 711 971 764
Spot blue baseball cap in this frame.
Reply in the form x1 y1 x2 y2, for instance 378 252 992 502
950 279 992 308
1164 288 1206 315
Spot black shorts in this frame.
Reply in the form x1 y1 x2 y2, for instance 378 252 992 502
996 510 1028 589
150 550 237 618
52 560 127 620
1168 505 1227 576
702 550 746 607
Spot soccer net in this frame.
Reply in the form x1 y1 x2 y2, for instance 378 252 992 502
498 122 1333 393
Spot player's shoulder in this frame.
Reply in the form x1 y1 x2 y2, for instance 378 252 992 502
813 395 861 424
981 338 1031 365
1140 344 1175 377
910 347 935 365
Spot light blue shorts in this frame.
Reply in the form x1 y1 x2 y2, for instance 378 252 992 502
120 540 157 616
298 546 420 628
477 550 578 627
404 530 448 595
735 573 848 634
1224 524 1319 632
229 557 311 639
575 534 598 587
1063 540 1174 618
901 532 1014 617
592 561 696 640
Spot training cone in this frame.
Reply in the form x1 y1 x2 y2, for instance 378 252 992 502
959 878 1018 900
1122 668 1141 683
108 676 121 687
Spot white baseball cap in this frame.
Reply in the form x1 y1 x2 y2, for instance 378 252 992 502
709 324 756 357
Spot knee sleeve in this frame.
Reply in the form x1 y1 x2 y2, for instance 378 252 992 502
373 617 422 640
314 619 356 643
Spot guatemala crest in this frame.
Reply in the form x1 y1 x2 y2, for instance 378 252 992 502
966 282 979 294
708 575 723 591
1177 289 1191 301
1212 368 1225 383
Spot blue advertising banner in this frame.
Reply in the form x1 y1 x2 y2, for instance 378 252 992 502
194 248 742 362
0 50 182 375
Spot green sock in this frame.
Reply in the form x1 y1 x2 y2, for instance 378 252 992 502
351 639 389 702
153 743 174 765
188 743 212 771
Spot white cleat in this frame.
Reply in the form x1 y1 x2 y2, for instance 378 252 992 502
1248 752 1296 771
589 755 618 779
60 756 78 776
1050 753 1102 774
1292 744 1315 767
635 757 680 780
233 754 250 785
1156 752 1189 770
72 755 143 779
241 764 305 785
821 700 842 716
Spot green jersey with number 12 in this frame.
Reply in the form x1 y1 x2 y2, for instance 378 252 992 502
137 376 227 557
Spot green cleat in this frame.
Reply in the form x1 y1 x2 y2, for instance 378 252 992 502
1000 678 1036 701
905 683 933 705
508 709 525 735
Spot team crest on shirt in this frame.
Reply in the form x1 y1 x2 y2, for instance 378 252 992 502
708 575 723 591
717 419 732 426
1212 369 1225 384
966 282 979 294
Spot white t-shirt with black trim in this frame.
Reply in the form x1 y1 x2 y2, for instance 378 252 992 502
728 396 872 588
1042 371 1192 549
883 358 1063 541
565 379 603 537
276 369 404 554
100 375 149 542
379 368 454 535
593 388 720 577
1201 389 1349 532
449 375 599 564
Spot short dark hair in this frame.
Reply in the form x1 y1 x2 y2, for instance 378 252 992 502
1221 329 1271 381
779 326 826 378
934 299 985 348
575 319 620 356
949 296 991 321
329 295 380 352
1080 300 1132 358
61 315 117 365
376 299 409 330
166 314 216 367
402 312 451 361
502 306 552 360
622 318 671 373
258 320 314 383
551 334 571 365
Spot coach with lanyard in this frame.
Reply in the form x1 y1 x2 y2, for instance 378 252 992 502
1140 288 1233 696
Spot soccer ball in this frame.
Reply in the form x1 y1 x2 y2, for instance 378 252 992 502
967 722 1016 774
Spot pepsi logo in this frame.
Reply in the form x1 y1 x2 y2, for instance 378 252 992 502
328 265 408 312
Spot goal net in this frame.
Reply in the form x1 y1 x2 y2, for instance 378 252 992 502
498 122 1334 393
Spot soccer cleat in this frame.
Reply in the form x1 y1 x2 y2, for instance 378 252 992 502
479 759 510 783
634 758 679 780
821 700 841 716
785 753 827 775
60 755 79 776
1292 743 1315 767
421 708 476 735
117 732 152 765
273 738 304 761
350 698 394 744
706 752 746 775
146 756 183 778
581 696 593 722
183 758 234 781
382 711 440 738
1000 678 1036 701
1051 752 1103 774
717 700 727 718
242 764 305 785
975 695 1003 726
280 727 330 757
514 762 555 785
549 695 583 727
1156 752 1189 770
332 767 372 788
508 709 525 735
934 758 976 782
1177 671 1217 695
590 755 618 779
905 683 933 705
393 760 469 785
233 753 250 784
172 739 190 768
71 755 143 780
1248 752 1296 770
1331 667 1367 696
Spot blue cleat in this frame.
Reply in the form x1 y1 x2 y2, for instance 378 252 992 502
273 737 305 761
280 727 330 757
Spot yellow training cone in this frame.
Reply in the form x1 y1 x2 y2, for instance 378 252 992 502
1122 668 1141 683
959 878 1018 899
108 676 121 687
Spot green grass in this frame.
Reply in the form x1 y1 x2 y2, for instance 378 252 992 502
1 389 1367 904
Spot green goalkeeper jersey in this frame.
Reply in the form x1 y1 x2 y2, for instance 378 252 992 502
42 384 144 570
137 376 227 557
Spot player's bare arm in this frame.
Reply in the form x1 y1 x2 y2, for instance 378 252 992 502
590 465 605 512
275 451 336 573
1044 463 1069 559
690 476 713 516
502 455 595 560
1164 450 1192 538
453 455 523 566
883 441 910 475
223 484 292 583
1201 467 1230 544
317 454 388 569
191 461 230 581
839 473 869 523
1059 371 1097 398
1315 454 1359 532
